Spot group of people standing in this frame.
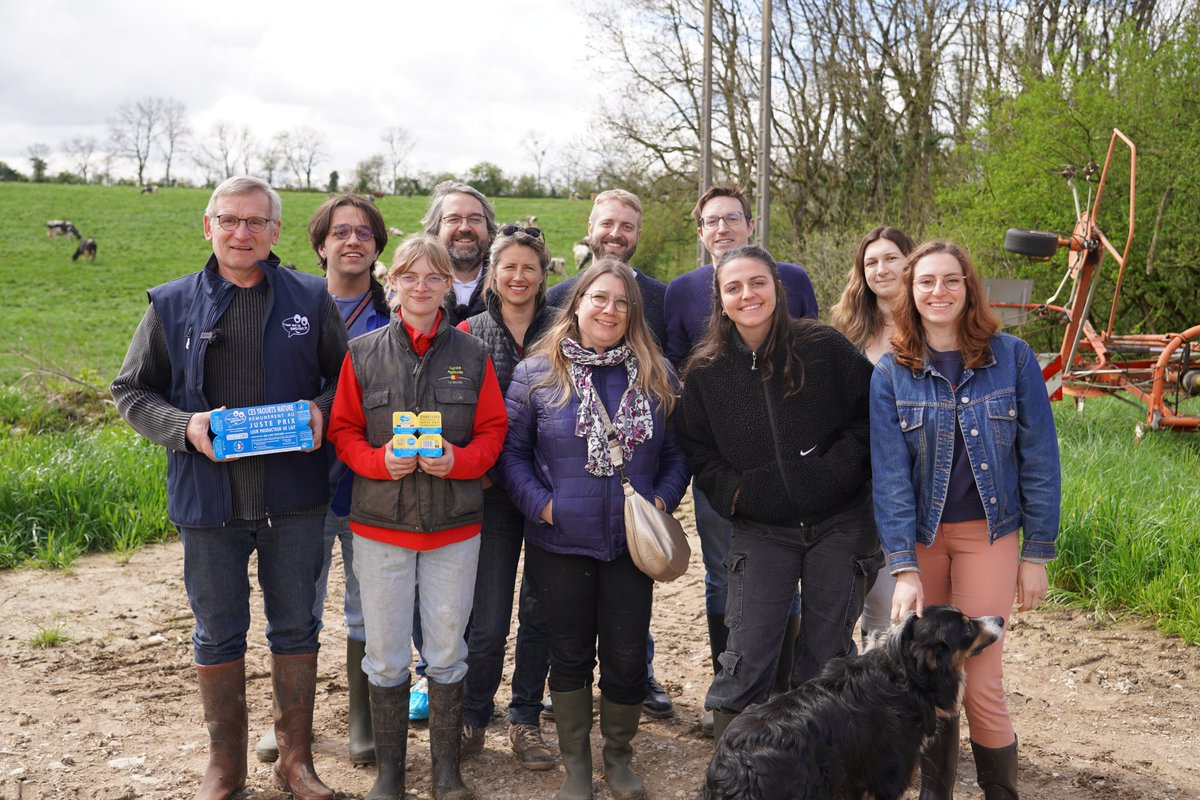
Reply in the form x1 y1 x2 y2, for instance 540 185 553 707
111 174 1060 800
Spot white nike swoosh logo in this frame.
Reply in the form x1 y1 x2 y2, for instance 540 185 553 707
800 446 817 456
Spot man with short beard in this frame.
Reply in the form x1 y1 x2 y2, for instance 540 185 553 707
422 181 498 326
547 189 668 348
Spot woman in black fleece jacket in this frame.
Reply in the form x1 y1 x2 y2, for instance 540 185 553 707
677 245 883 741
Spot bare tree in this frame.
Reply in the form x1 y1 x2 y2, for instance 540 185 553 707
381 126 415 194
158 98 190 186
260 146 283 185
109 97 165 186
62 137 99 183
193 121 252 182
520 131 551 193
277 128 328 190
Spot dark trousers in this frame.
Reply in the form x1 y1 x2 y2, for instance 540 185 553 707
706 496 882 712
463 490 551 727
525 542 653 706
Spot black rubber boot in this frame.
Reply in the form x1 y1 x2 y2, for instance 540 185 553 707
711 710 739 744
365 680 409 800
195 658 248 800
550 688 594 800
703 614 728 737
971 737 1019 800
600 697 645 799
919 715 960 799
427 679 474 800
347 637 376 765
772 612 800 695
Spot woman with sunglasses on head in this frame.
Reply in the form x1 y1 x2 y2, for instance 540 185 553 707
871 241 1060 800
453 225 557 770
327 234 508 800
499 258 689 800
676 245 881 744
830 226 916 649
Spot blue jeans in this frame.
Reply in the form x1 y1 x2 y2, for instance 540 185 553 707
354 533 480 689
179 513 326 666
463 490 550 727
694 481 800 616
706 497 881 712
313 509 365 641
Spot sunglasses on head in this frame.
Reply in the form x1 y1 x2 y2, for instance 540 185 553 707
500 224 544 240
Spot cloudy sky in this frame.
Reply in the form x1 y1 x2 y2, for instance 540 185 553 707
0 0 608 184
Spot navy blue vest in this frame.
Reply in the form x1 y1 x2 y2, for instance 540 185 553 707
148 255 331 526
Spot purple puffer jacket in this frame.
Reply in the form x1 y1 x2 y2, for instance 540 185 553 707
499 355 690 560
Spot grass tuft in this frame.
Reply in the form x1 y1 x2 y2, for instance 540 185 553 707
26 620 71 649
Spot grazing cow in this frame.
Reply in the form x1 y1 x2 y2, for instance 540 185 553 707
523 214 538 228
388 226 404 237
71 239 97 263
549 257 565 275
47 220 82 240
373 260 389 282
140 184 159 194
572 239 591 271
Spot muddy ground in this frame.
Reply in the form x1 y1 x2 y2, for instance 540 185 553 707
1 493 1197 799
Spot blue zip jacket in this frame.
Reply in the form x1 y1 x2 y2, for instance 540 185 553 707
149 255 333 526
870 332 1061 574
499 356 690 560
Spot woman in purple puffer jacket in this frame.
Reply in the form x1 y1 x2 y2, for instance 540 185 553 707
499 258 689 800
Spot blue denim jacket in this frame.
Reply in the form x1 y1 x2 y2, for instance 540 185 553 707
870 332 1061 574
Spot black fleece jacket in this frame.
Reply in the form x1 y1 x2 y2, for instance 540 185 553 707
676 323 873 526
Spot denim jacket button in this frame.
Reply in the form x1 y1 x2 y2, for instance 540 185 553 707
981 462 989 470
961 396 969 404
900 419 908 429
970 428 979 436
1009 407 1016 416
989 496 997 504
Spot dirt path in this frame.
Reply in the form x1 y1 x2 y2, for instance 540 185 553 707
1 499 1197 799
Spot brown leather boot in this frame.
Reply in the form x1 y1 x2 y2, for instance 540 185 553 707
195 658 248 800
427 678 475 800
270 652 334 800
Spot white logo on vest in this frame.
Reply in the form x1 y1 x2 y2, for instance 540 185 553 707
282 314 310 337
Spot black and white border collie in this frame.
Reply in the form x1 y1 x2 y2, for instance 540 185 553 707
705 605 1004 800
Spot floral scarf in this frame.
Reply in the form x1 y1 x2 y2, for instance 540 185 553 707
561 337 654 477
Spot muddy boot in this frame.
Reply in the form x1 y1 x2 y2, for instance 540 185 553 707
703 614 728 737
551 688 594 800
599 697 644 800
772 612 800 695
195 658 248 800
256 726 279 763
427 678 474 800
971 737 1019 800
711 710 739 744
270 652 334 800
366 680 409 800
348 637 376 765
919 715 960 800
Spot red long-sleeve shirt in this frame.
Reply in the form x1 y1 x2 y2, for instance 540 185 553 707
327 313 508 550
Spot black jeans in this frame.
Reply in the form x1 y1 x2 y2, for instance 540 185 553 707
525 543 653 706
706 495 883 713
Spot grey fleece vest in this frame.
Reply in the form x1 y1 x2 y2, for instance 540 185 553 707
347 316 488 533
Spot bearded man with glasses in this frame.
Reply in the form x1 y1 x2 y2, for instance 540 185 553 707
422 181 499 326
111 176 347 800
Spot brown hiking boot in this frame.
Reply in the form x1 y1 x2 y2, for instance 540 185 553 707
508 722 555 771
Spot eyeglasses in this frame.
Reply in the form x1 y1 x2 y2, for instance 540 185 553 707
396 273 448 290
500 224 544 240
914 275 966 293
583 291 631 313
331 224 374 241
441 214 486 228
214 214 271 233
700 212 748 229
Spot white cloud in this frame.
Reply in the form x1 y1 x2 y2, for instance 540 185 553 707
0 0 604 182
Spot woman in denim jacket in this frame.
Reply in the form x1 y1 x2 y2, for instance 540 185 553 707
870 240 1061 800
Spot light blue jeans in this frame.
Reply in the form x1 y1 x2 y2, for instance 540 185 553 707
313 510 365 641
354 533 480 689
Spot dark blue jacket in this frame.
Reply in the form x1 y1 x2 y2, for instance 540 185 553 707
499 356 690 560
148 256 333 526
664 262 818 369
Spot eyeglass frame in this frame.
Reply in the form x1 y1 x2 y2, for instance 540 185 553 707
582 291 632 314
499 224 544 240
331 223 374 242
912 275 966 293
212 214 273 234
395 272 450 290
440 214 487 228
699 211 748 230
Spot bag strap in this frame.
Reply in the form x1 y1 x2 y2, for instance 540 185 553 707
343 290 375 329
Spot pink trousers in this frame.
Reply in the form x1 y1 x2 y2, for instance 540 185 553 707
918 518 1018 748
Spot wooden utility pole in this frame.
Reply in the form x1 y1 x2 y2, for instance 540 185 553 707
756 0 772 250
698 0 714 267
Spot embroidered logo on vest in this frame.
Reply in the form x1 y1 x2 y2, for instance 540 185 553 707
282 314 311 337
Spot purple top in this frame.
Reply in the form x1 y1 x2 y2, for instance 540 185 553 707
927 347 986 523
